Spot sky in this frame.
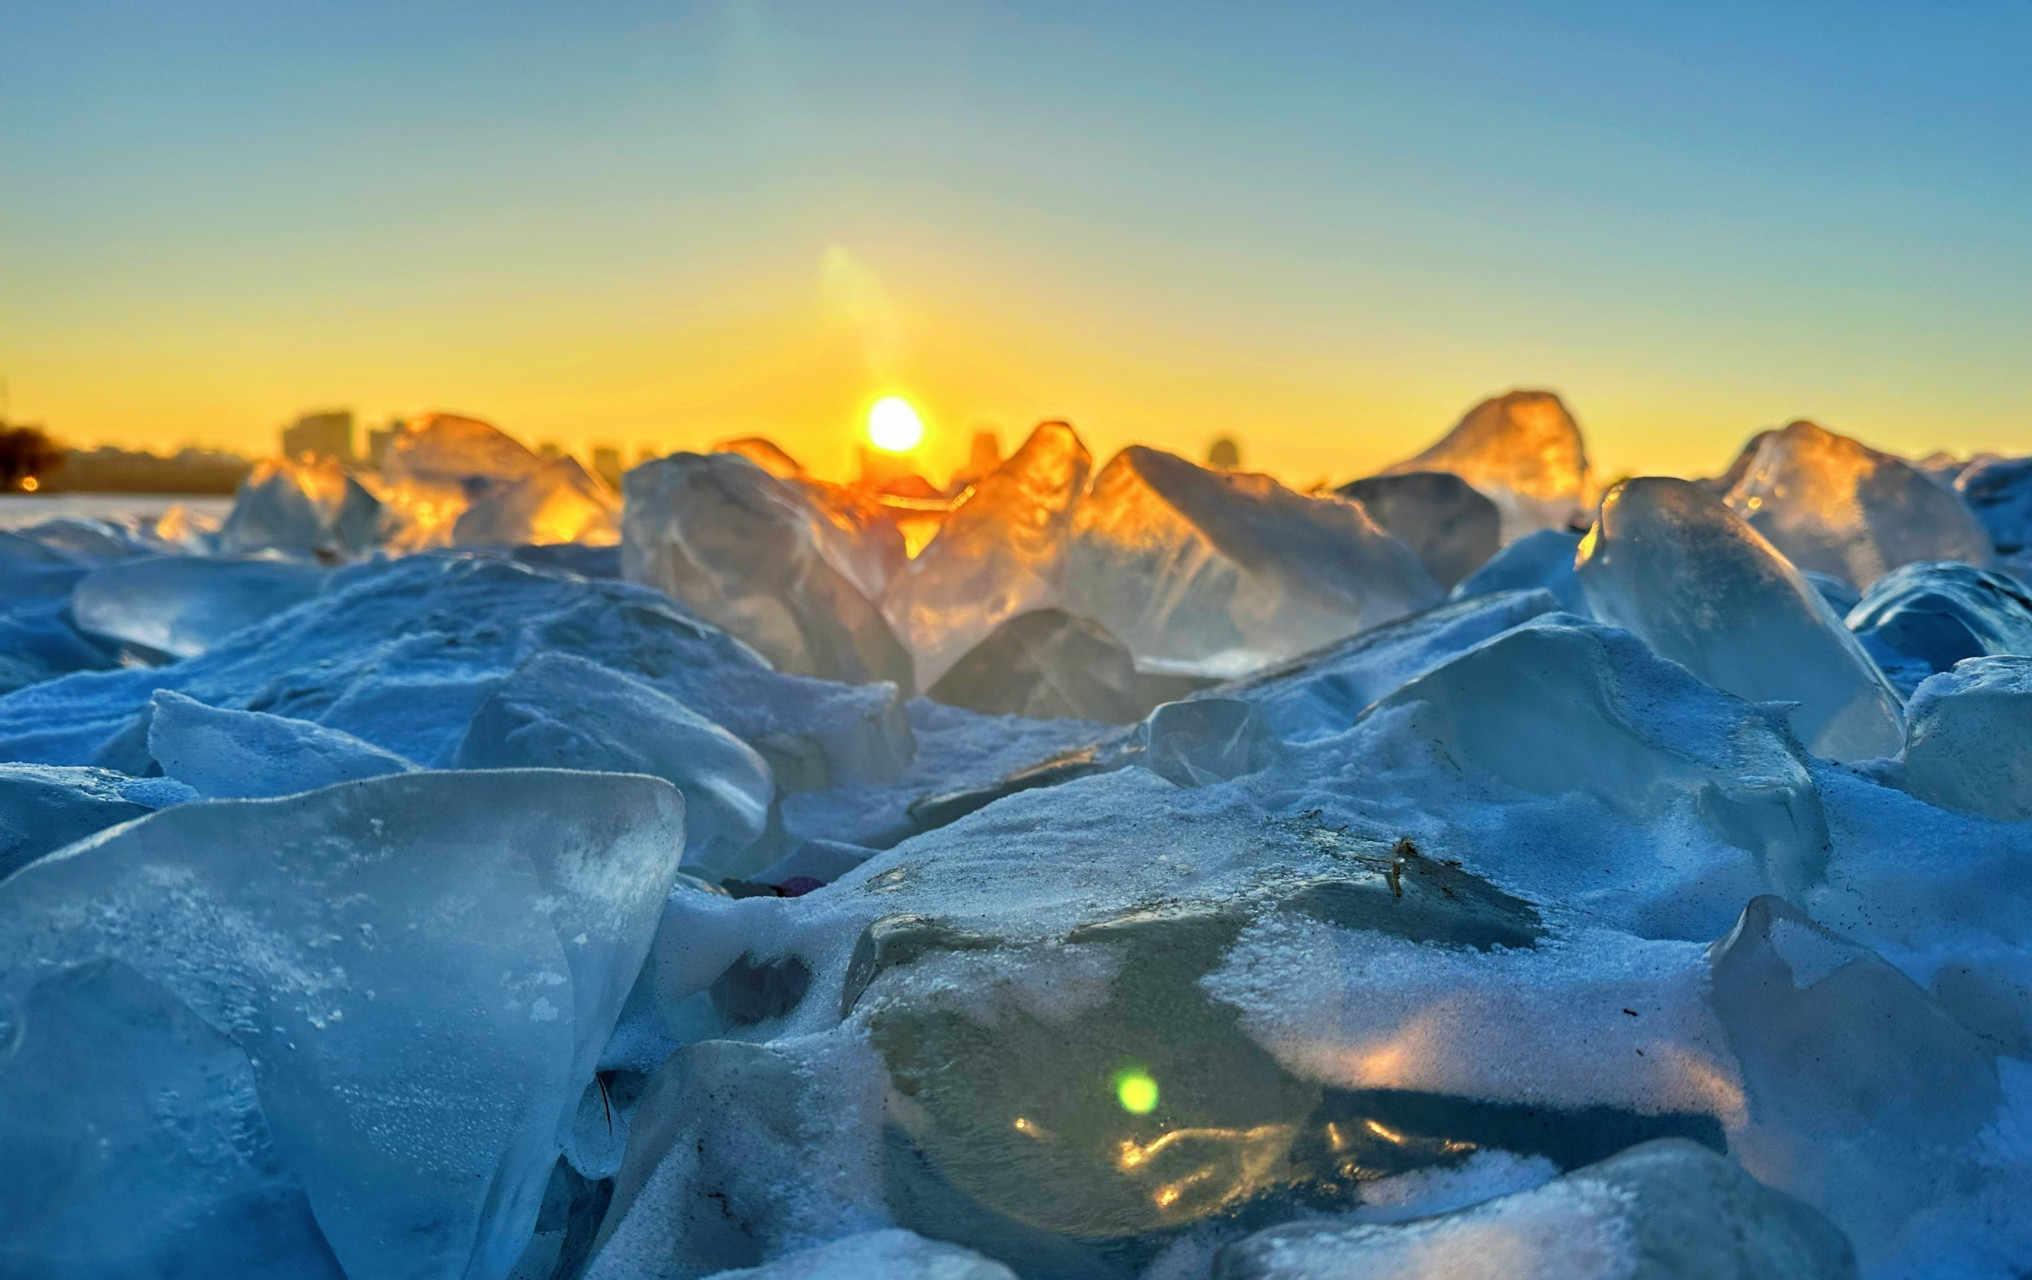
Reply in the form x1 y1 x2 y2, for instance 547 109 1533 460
2 1 2029 485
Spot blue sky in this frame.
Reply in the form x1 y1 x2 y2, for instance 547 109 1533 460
3 1 2027 480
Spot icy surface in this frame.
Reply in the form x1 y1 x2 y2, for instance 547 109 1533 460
70 555 327 659
1064 446 1439 674
622 452 915 691
1382 390 1593 540
1210 1139 1853 1280
1337 470 1501 589
146 689 416 799
1899 657 2032 821
1577 477 1905 762
0 553 911 788
454 650 774 876
0 769 684 1280
1721 421 1992 589
5 397 2032 1280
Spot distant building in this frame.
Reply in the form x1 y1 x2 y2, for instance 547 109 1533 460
366 423 401 469
538 441 563 459
1207 436 1241 470
968 429 1002 475
591 446 624 490
282 410 354 463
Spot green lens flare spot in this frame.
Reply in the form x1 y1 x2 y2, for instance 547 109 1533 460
1113 1067 1159 1115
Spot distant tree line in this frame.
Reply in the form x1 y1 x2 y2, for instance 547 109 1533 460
0 425 61 490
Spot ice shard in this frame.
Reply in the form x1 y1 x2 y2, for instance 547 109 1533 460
70 556 327 659
696 1230 1018 1280
1899 657 2032 821
0 959 345 1280
1336 470 1501 589
883 421 1092 687
0 769 685 1280
1063 446 1439 674
146 689 415 799
1706 896 2001 1261
1844 560 2032 691
1381 390 1593 540
1211 1138 1855 1280
622 452 915 691
0 764 192 880
454 650 774 876
1449 529 1589 614
376 413 547 550
1720 420 1991 589
925 608 1141 724
1954 454 2032 558
453 456 621 547
1577 477 1905 762
221 456 381 557
0 554 913 787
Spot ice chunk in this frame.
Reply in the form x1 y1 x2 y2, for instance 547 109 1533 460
623 452 915 692
1369 616 1831 907
1706 896 2000 1260
1135 697 1274 786
1230 590 1563 742
221 456 381 556
0 959 345 1280
0 598 120 694
1577 477 1904 762
0 763 193 879
1955 454 2032 556
1381 390 1593 540
1800 570 1861 616
381 411 545 492
1336 470 1501 589
146 689 415 799
711 437 807 479
454 456 621 548
1210 1139 1854 1280
1721 420 1991 589
0 555 911 788
883 421 1092 687
1844 560 2032 688
1899 657 2032 821
0 529 95 601
454 651 773 876
700 1230 1017 1280
70 556 327 659
1064 446 1439 673
925 608 1140 724
1449 528 1589 615
0 769 685 1280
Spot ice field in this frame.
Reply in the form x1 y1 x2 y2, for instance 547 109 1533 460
3 394 2032 1279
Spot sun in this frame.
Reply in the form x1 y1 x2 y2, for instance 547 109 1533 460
867 396 925 453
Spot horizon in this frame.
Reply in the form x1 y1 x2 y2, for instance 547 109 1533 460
4 3 2029 485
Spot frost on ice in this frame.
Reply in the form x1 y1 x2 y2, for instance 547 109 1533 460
2 394 2031 1280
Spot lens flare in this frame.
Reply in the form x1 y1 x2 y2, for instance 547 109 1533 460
868 396 925 452
1113 1067 1160 1115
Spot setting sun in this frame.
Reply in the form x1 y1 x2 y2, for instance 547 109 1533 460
867 396 925 453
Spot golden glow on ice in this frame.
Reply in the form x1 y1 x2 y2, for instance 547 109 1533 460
868 397 925 453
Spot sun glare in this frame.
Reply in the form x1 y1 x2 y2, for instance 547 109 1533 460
868 396 925 453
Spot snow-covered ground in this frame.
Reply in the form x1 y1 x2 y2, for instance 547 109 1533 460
2 397 2030 1280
